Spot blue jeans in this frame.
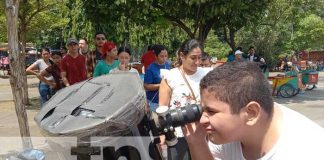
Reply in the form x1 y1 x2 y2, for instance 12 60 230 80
39 82 52 106
147 99 159 112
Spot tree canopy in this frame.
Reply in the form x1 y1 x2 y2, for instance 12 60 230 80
77 0 271 46
1 0 323 64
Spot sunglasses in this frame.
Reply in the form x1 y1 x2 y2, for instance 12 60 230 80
96 37 106 41
68 43 78 46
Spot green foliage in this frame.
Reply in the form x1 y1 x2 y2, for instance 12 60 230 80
0 16 6 42
63 0 94 43
2 0 322 66
235 0 324 70
62 0 190 59
204 30 231 60
212 0 271 49
292 14 324 50
0 3 7 42
76 0 270 48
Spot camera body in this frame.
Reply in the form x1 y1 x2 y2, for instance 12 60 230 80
145 104 202 146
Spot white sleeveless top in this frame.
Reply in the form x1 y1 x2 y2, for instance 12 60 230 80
163 67 212 137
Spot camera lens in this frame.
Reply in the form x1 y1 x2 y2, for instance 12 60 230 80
167 104 202 127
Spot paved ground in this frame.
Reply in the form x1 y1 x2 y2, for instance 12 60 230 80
271 72 324 127
0 71 324 158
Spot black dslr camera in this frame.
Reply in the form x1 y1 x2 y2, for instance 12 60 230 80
145 104 203 146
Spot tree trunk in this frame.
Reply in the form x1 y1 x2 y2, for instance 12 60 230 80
229 28 236 50
18 24 29 105
5 0 33 149
197 22 213 47
223 26 236 50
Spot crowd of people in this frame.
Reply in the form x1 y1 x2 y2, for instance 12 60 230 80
26 32 138 106
24 34 324 159
227 46 267 72
275 55 324 72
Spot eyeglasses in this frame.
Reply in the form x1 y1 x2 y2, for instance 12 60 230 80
96 37 106 41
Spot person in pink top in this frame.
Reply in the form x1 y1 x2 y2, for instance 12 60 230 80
2 56 9 70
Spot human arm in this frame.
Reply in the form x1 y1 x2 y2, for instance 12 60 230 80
155 78 172 145
61 71 69 87
60 58 69 86
182 122 214 160
39 69 56 88
85 57 90 78
25 62 39 76
158 78 171 106
143 83 160 91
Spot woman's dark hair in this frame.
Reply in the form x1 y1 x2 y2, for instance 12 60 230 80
94 31 106 38
51 51 62 57
236 46 243 51
41 47 50 53
200 61 274 116
202 52 211 61
60 46 67 49
118 46 131 56
177 39 202 65
49 50 62 65
147 45 153 51
152 45 166 56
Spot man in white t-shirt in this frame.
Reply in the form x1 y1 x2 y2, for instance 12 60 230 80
182 61 324 160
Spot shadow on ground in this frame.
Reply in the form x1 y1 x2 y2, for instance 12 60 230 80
274 88 324 107
26 97 41 111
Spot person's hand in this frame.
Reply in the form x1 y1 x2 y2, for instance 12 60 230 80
182 122 207 144
159 135 166 145
35 73 41 79
183 122 214 160
119 63 126 71
49 82 56 89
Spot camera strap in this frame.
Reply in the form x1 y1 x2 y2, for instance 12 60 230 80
178 67 197 102
150 91 158 102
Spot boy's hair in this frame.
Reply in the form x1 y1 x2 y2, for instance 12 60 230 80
152 45 166 56
202 52 211 61
200 61 273 115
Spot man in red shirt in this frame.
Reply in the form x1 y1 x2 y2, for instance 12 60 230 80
61 38 87 86
141 45 156 72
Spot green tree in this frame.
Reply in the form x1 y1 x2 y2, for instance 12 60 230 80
204 30 231 60
0 4 6 42
213 0 271 50
17 0 67 104
292 14 324 50
76 0 270 47
235 0 324 69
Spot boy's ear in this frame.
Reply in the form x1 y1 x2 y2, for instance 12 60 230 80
242 101 261 126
